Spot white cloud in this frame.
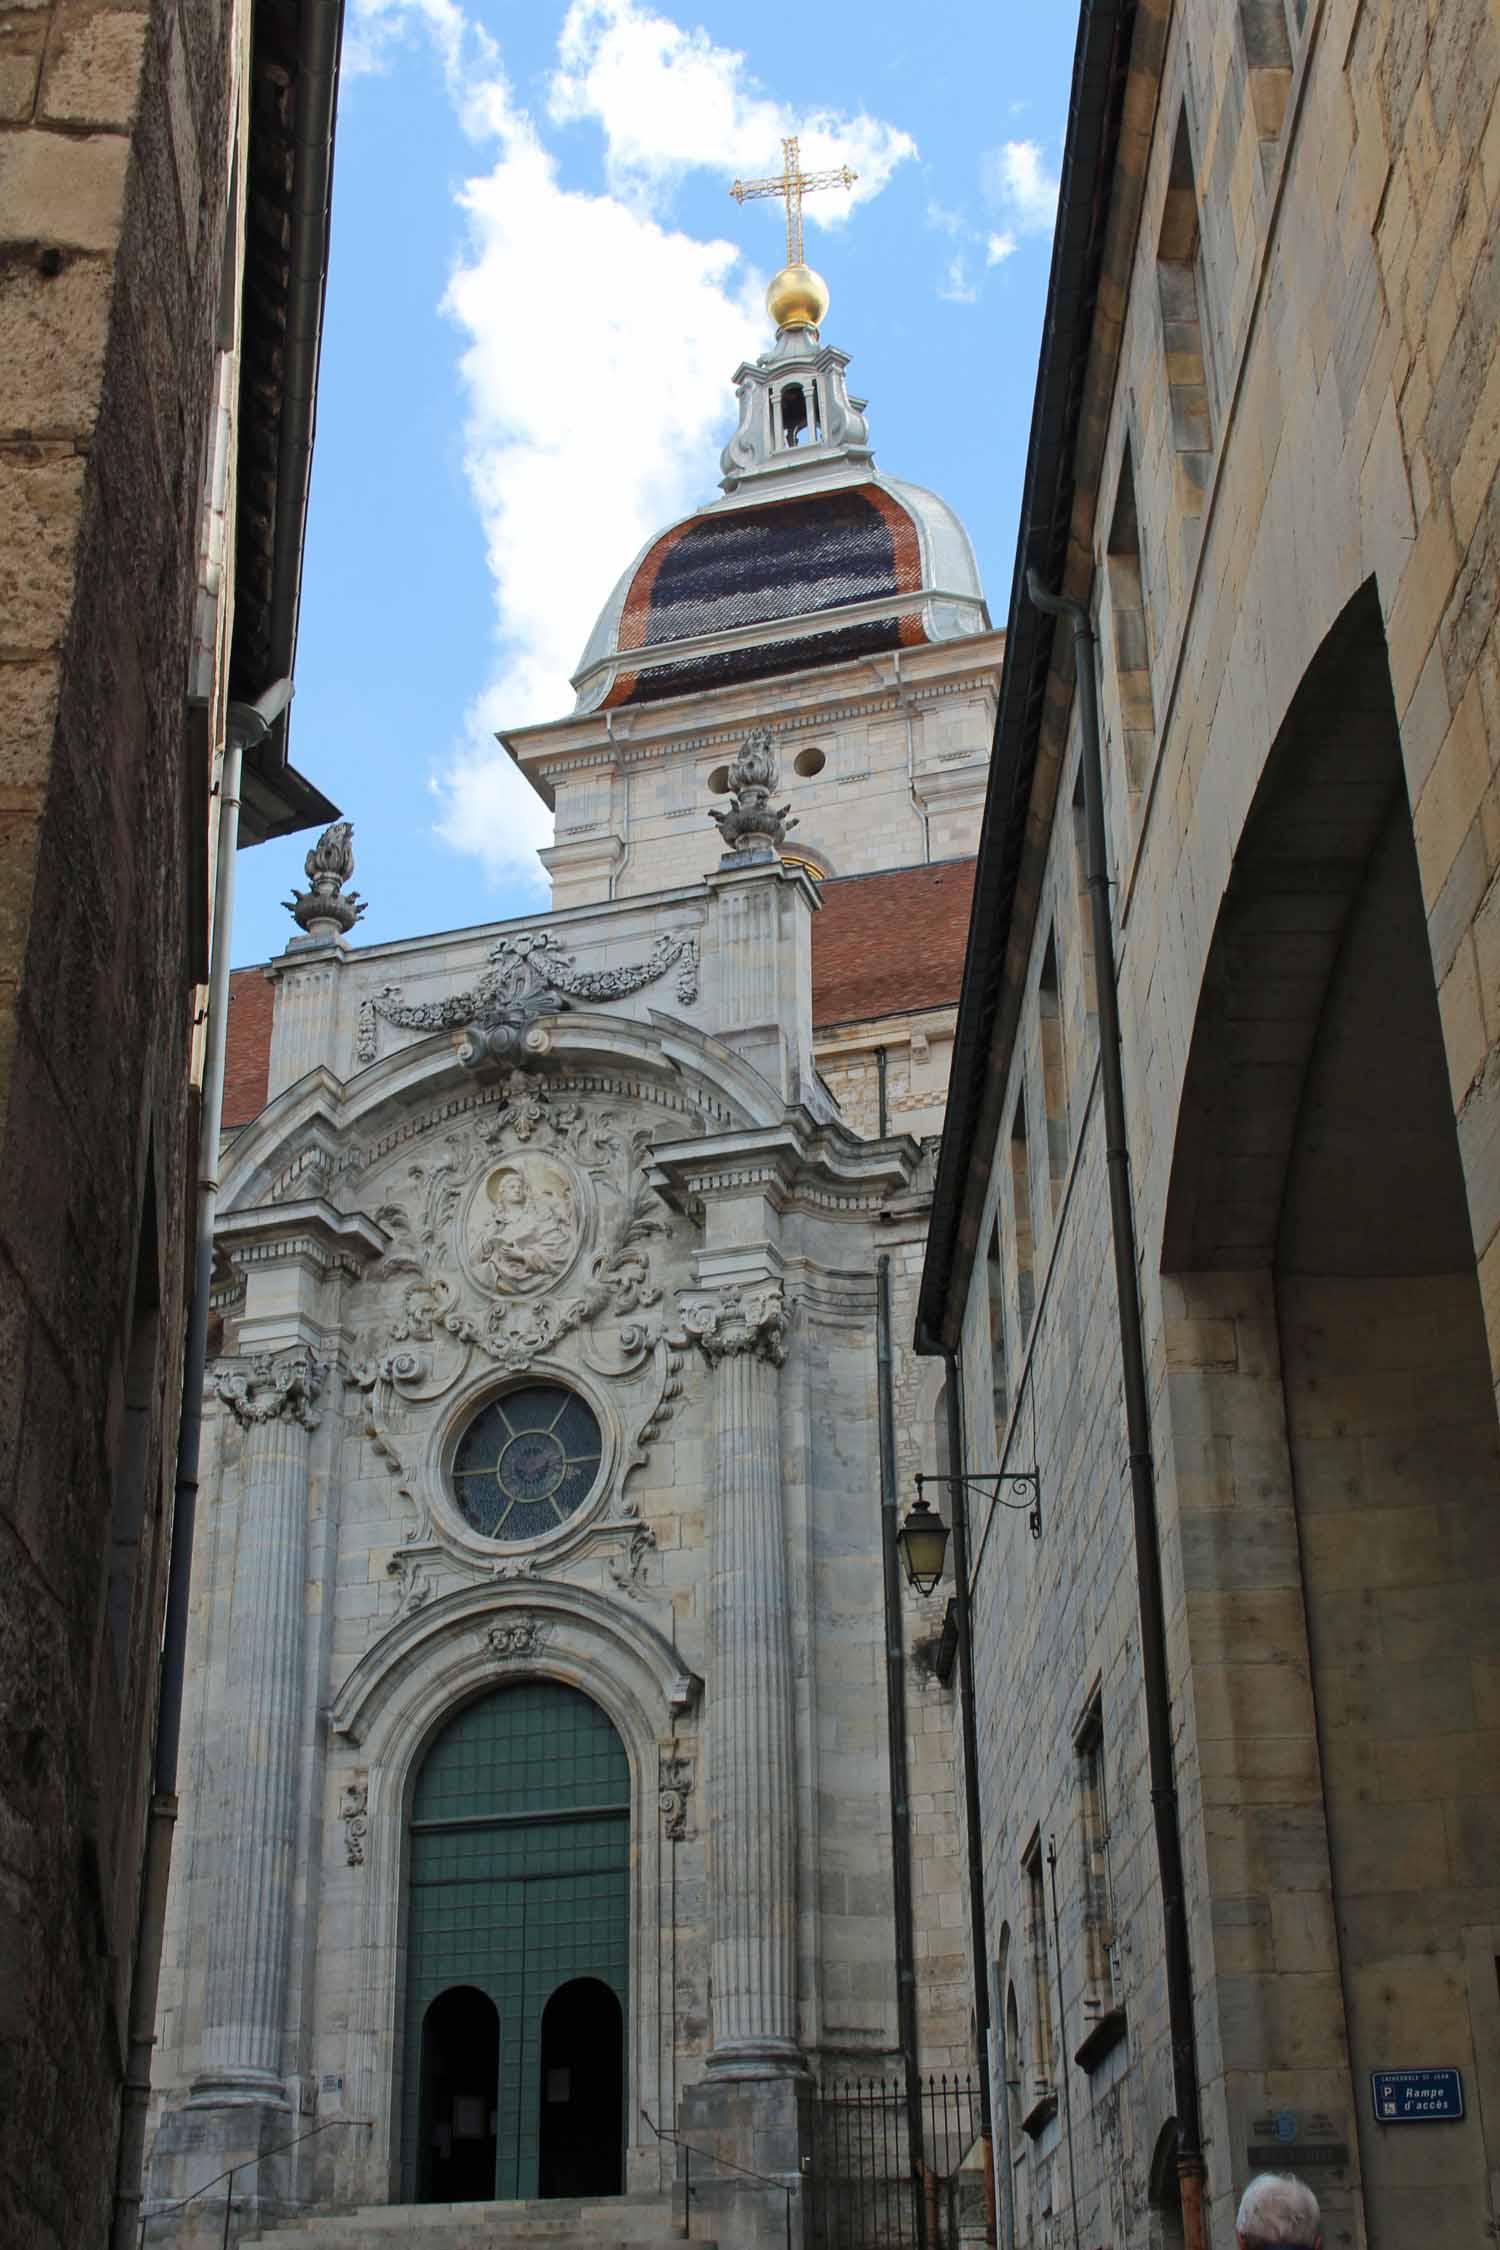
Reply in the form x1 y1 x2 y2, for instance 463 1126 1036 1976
985 230 1017 267
925 199 964 237
983 138 1059 237
340 0 913 890
938 254 977 306
342 0 477 83
549 0 916 231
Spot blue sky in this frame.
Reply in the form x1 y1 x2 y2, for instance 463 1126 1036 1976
235 0 1079 964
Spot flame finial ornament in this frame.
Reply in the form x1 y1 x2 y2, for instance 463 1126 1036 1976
285 820 367 937
710 729 798 865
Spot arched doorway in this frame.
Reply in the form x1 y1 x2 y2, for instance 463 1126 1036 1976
418 1986 499 2203
1161 582 1500 2243
400 1680 630 2202
538 1977 624 2197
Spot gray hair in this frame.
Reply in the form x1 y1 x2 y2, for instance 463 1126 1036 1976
1236 2172 1321 2247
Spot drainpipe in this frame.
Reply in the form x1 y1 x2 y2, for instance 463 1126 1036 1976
111 679 292 2250
876 1044 890 1137
876 1254 927 2248
940 1354 995 2247
895 651 931 864
1025 570 1206 2250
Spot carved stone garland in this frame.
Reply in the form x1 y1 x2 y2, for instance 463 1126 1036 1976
355 926 700 1068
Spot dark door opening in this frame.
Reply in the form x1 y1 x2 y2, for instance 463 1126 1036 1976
419 1985 500 2203
537 1977 624 2198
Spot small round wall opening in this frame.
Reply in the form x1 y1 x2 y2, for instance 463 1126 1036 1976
793 746 827 779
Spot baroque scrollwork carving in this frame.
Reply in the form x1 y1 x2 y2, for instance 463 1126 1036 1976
351 1073 682 1578
487 1615 553 1663
215 1348 327 1429
658 1751 694 1840
340 1780 368 1867
354 926 700 1067
386 1550 434 1615
678 1283 790 1368
605 1523 657 1597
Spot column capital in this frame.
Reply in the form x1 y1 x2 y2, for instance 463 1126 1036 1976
213 1346 326 1430
678 1282 790 1368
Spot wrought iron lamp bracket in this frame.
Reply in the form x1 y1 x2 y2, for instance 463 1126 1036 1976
915 1468 1042 1542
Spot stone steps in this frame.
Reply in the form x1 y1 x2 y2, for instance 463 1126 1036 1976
241 2193 699 2250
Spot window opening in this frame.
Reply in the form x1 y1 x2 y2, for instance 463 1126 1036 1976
1010 1093 1036 1345
1004 1983 1026 2164
1106 442 1156 791
1039 930 1068 1208
451 1385 603 1542
986 1221 1009 1444
780 382 809 446
1075 1696 1119 2021
1020 1832 1056 2127
1157 109 1215 513
1070 765 1100 1030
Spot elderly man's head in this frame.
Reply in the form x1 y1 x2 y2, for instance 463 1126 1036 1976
1235 2173 1321 2249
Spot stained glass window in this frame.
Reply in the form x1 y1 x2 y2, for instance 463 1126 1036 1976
451 1386 603 1542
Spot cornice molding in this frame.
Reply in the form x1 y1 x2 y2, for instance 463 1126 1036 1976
215 1197 388 1280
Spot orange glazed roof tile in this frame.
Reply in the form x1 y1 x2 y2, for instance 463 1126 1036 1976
222 967 274 1128
811 858 976 1029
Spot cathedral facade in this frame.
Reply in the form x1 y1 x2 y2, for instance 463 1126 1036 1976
144 289 1002 2242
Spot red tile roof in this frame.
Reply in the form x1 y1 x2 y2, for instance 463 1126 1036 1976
222 966 274 1128
811 858 976 1029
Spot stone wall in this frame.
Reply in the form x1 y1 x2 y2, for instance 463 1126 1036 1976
0 0 233 2240
933 2 1500 2245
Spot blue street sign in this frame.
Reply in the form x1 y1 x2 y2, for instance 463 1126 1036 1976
1371 2069 1464 2123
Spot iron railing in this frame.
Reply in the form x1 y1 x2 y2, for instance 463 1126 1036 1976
809 2074 983 2250
642 2108 799 2250
138 2116 353 2248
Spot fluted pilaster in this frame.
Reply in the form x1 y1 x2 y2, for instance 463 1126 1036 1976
680 1284 800 2074
194 1347 324 2102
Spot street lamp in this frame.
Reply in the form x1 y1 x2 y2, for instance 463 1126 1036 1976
896 1490 951 1595
909 1468 1042 1550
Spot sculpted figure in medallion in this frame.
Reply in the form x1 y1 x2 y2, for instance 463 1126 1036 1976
472 1155 579 1295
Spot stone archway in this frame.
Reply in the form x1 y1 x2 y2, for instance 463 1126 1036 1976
1160 583 1500 2247
330 1587 699 2208
400 1680 630 2203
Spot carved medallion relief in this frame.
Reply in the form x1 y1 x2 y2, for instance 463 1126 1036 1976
465 1153 583 1297
346 1070 688 1600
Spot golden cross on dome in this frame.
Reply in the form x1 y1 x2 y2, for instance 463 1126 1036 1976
730 136 856 268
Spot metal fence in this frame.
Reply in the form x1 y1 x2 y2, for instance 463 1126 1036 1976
809 2074 983 2250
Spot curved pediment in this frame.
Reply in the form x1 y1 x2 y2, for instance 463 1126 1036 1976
328 1577 702 1749
218 1007 793 1217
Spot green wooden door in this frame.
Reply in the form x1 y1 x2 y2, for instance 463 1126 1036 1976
401 1681 630 2202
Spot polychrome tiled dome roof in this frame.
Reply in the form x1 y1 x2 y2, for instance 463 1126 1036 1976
571 326 988 713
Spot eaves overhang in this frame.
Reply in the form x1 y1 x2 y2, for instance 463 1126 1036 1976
915 0 1137 1358
232 0 346 844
